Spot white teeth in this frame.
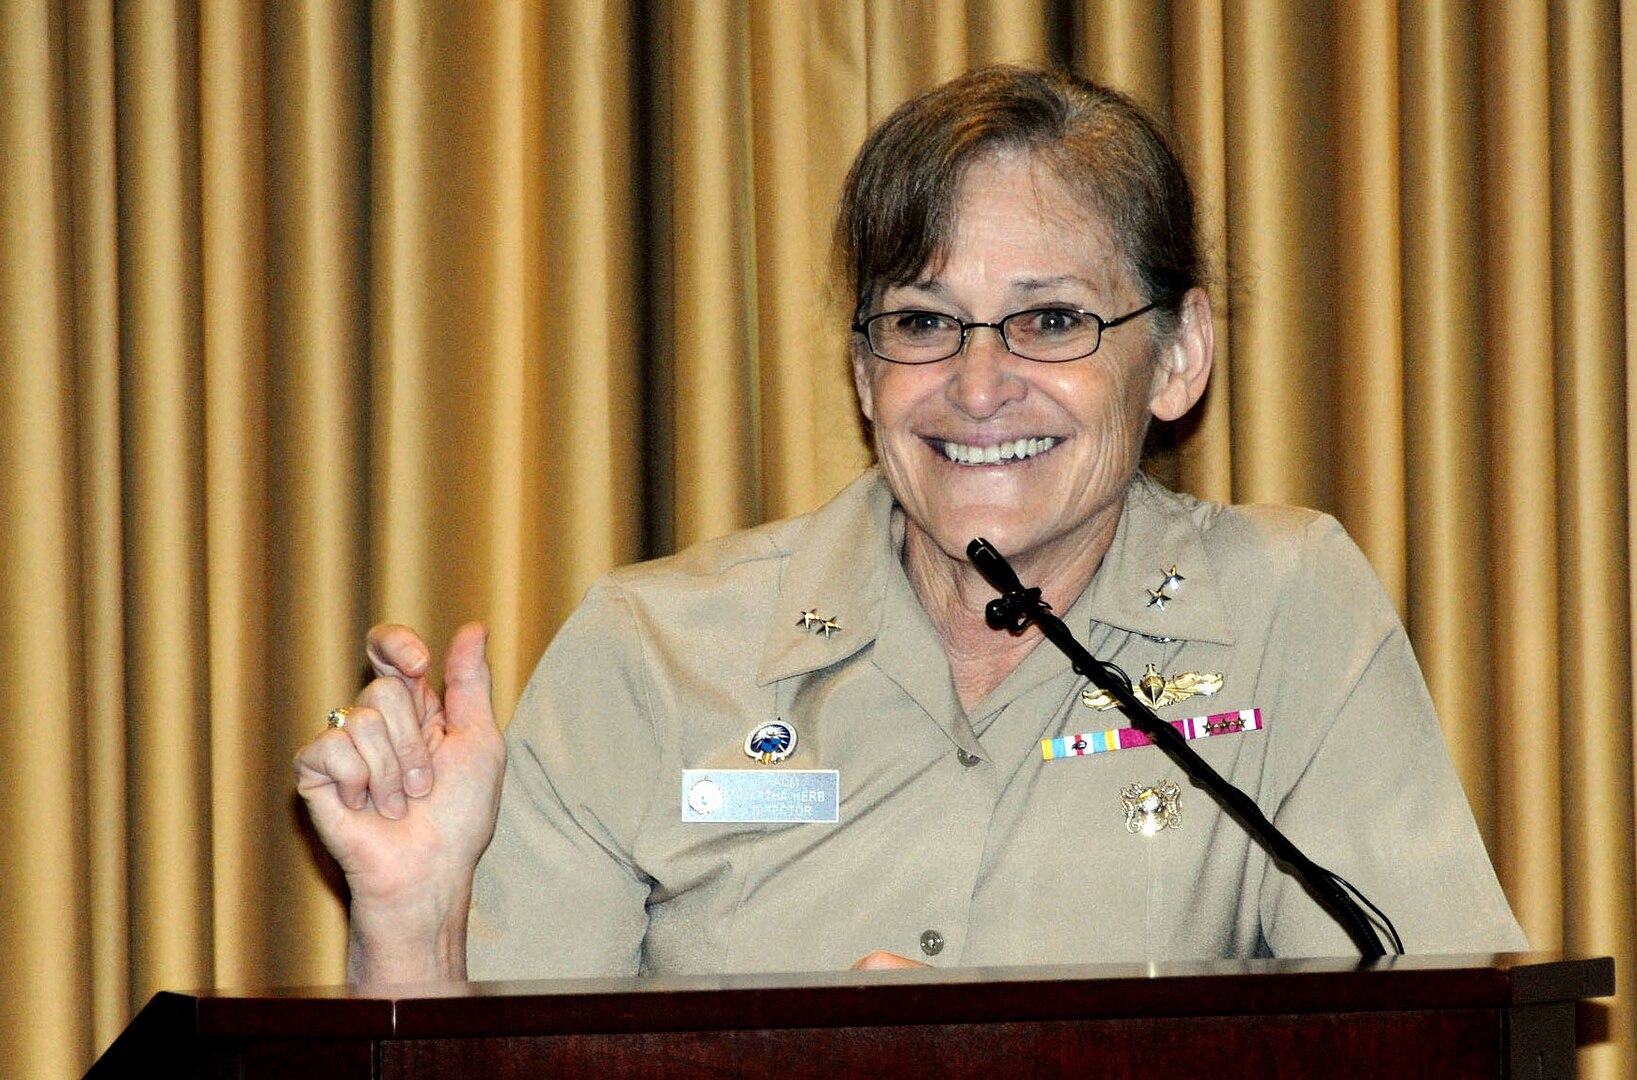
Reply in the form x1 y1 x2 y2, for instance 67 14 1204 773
940 436 1057 465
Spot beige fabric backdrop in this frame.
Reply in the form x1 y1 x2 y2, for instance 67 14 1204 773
2 2 1632 1076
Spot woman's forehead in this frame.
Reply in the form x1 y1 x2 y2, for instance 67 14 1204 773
890 156 1128 301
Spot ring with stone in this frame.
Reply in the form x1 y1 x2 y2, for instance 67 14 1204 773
326 706 353 730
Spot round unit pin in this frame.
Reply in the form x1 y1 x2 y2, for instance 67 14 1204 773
744 720 797 765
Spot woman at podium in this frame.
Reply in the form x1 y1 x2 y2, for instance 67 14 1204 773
294 65 1526 984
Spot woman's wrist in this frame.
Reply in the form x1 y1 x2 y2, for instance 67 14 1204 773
345 881 472 984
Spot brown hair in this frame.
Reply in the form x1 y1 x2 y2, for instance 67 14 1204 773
837 65 1202 333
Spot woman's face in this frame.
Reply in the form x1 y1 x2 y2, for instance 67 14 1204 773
852 151 1206 571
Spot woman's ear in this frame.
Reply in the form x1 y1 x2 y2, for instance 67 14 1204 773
851 343 876 423
1148 287 1214 422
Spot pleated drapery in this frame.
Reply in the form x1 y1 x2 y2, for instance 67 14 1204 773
2 3 1633 1077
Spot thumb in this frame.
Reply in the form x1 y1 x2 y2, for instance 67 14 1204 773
441 622 495 732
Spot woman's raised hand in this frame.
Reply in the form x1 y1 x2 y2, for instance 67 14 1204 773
294 622 506 982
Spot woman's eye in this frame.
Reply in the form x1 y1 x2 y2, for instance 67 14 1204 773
1029 309 1084 335
894 312 955 338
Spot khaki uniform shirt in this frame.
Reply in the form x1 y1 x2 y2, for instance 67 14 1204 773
469 469 1525 979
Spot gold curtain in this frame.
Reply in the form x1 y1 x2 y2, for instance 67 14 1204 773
2 2 1632 1076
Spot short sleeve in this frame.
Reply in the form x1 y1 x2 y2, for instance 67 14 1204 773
467 582 659 979
1256 516 1527 955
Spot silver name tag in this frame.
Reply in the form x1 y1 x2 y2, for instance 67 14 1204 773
680 769 839 823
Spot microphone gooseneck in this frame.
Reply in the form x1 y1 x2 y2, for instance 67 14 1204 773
966 537 1396 959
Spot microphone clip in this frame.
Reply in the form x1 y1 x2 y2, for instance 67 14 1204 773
985 587 1048 632
967 537 1052 632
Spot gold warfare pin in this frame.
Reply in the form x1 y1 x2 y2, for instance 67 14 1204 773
1082 664 1223 710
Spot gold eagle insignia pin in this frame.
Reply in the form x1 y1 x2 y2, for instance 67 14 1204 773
1121 780 1182 834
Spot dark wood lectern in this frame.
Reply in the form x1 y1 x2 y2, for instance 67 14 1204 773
90 952 1612 1078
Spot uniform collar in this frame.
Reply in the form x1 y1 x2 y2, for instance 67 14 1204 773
755 468 1236 689
1077 471 1236 646
756 470 896 686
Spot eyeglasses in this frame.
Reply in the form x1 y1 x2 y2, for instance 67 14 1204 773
852 295 1176 365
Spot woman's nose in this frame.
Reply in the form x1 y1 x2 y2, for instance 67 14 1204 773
946 324 1026 418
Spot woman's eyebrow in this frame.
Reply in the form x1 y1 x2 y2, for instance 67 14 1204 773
900 276 950 295
1012 274 1097 294
886 273 1103 306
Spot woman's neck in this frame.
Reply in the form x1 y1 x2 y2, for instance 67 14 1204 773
904 513 1121 713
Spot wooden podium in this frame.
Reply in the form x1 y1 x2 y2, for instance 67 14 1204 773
90 953 1612 1078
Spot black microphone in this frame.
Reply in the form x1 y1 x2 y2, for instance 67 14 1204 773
966 537 1397 958
967 538 1046 631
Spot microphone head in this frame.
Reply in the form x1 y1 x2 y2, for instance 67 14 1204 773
966 537 1023 594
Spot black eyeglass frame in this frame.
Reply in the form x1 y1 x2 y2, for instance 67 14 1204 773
852 291 1183 365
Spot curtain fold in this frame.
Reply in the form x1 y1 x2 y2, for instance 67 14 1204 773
1400 0 1495 830
200 0 272 993
1552 5 1635 1071
1167 0 1234 501
261 0 372 987
657 0 763 548
747 1 872 519
531 0 646 648
66 0 133 1057
1 6 90 1075
1 3 1632 1077
114 0 216 1007
1331 0 1407 606
1483 0 1566 948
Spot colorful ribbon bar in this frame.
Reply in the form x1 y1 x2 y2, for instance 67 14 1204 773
1041 708 1263 761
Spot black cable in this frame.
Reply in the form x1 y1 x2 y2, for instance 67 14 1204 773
1331 872 1404 954
967 537 1395 958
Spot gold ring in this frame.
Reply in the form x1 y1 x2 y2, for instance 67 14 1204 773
326 707 353 730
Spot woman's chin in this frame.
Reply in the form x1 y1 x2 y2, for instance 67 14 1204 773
914 513 1049 568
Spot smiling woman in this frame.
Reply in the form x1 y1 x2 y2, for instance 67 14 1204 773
294 64 1526 988
850 152 1212 700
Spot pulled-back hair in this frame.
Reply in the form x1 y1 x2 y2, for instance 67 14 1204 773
837 66 1203 333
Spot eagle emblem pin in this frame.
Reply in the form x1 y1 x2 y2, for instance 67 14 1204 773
1121 780 1182 835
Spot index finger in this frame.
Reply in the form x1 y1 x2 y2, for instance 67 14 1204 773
366 623 433 680
364 623 443 727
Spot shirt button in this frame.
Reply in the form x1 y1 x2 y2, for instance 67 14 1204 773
956 748 981 767
919 929 945 956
